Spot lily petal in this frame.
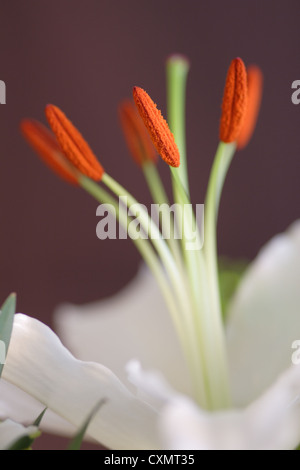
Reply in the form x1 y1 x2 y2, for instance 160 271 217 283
227 221 300 406
0 419 38 450
0 379 75 436
3 314 160 449
126 359 177 410
54 266 192 395
159 364 300 450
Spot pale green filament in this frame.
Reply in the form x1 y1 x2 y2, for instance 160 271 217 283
102 172 210 405
166 55 190 195
142 161 183 268
79 175 190 363
167 57 233 409
203 141 236 407
80 174 209 406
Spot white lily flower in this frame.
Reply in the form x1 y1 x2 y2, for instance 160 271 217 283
5 55 298 449
0 221 299 449
55 220 300 449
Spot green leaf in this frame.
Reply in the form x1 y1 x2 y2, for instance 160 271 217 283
67 399 106 450
218 257 248 320
4 409 46 450
7 430 41 450
32 408 47 427
0 293 16 377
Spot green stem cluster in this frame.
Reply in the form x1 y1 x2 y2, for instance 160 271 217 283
78 56 237 411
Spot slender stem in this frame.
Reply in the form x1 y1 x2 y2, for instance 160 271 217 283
166 57 218 407
102 173 178 278
166 56 205 326
142 161 169 206
99 173 209 405
170 167 217 409
142 161 183 267
166 57 191 257
80 176 164 291
203 141 236 408
79 175 191 360
166 55 190 195
167 54 233 408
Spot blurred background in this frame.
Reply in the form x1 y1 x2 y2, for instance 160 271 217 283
0 0 299 449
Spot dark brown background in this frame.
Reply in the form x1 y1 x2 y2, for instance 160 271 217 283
0 0 299 449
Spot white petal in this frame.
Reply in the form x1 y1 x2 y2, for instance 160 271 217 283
159 365 300 450
126 360 178 410
54 265 192 395
227 221 300 406
0 379 75 436
0 419 37 450
3 314 160 450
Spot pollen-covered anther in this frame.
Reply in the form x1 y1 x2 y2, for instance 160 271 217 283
237 65 263 149
45 105 104 181
220 58 248 143
133 86 180 167
21 119 79 185
119 100 157 166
